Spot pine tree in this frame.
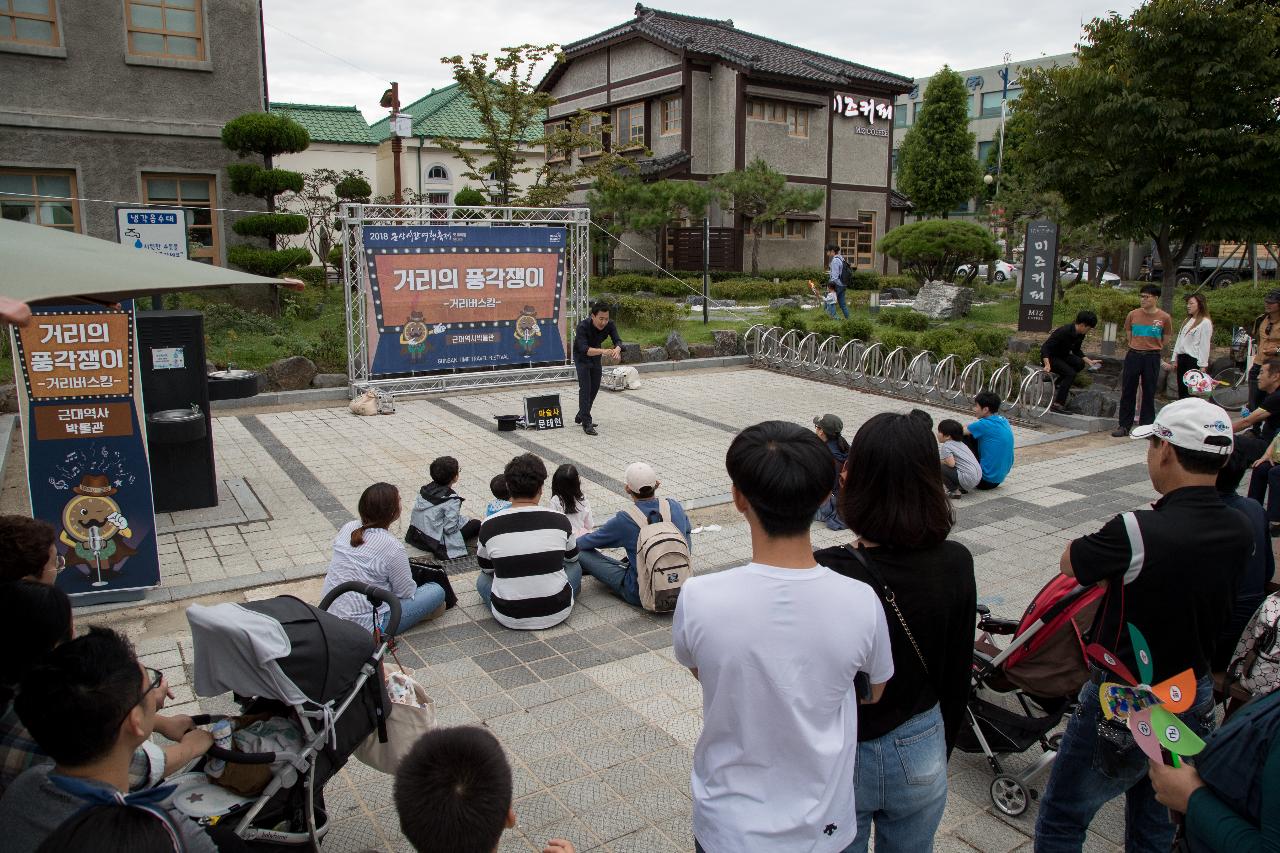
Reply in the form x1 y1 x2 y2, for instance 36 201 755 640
896 67 982 219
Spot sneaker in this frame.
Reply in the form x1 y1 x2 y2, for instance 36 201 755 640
1110 426 1131 438
947 489 963 499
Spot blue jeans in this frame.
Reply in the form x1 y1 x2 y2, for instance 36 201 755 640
379 582 446 634
835 284 850 318
815 492 848 530
845 704 947 853
1034 670 1216 852
824 301 838 318
475 558 582 605
577 550 641 607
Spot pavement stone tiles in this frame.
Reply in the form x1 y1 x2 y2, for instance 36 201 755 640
9 367 1194 852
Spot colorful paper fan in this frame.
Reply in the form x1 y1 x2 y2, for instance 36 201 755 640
1090 623 1205 766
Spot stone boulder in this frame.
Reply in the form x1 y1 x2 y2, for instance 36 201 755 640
642 346 667 363
260 356 317 392
690 343 716 359
1006 338 1032 354
665 331 690 361
769 297 800 310
712 329 741 356
205 359 217 374
0 383 16 414
311 373 347 389
619 342 643 365
911 282 974 320
633 290 659 300
1066 389 1119 419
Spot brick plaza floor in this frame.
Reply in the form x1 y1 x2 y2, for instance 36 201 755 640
65 366 1172 852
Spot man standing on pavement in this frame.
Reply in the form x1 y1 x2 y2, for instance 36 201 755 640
1034 398 1251 852
1249 290 1280 410
1112 285 1174 437
572 301 623 437
825 244 851 319
1041 310 1102 412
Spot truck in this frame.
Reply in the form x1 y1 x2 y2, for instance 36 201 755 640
1144 241 1279 288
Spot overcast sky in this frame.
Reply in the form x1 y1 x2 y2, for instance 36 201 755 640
262 0 1143 121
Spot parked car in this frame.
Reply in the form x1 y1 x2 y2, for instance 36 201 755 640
1059 258 1121 285
956 259 1018 281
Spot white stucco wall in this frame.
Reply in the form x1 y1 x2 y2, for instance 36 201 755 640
374 139 545 202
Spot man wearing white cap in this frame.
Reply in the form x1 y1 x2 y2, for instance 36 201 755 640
575 462 692 607
1035 398 1253 852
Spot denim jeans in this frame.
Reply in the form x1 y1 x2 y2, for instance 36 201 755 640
815 492 848 530
835 284 850 318
577 550 641 606
1034 670 1216 853
475 558 582 606
378 582 446 634
825 301 838 318
844 704 948 853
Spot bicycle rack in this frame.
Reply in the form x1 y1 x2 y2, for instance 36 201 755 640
958 358 987 399
744 324 766 361
1016 367 1056 418
798 333 822 373
988 362 1014 402
908 350 938 395
881 346 910 389
760 327 782 365
817 336 845 375
935 354 963 400
859 343 887 384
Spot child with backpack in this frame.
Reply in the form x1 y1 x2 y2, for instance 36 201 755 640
575 462 692 612
549 464 594 538
405 456 481 560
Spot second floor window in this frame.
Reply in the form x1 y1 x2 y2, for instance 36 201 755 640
747 99 809 138
613 104 644 147
578 114 603 157
544 120 567 162
661 97 681 135
1 0 60 46
127 0 204 61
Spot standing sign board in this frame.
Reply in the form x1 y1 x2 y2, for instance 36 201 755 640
523 394 564 430
361 225 568 376
10 306 161 601
1018 219 1059 332
115 207 189 260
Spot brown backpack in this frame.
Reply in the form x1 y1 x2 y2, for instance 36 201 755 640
624 499 691 613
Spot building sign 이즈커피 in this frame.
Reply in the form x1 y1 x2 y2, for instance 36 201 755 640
1019 219 1060 332
832 94 892 138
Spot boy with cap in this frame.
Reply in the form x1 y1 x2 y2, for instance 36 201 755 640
575 462 692 607
813 414 849 529
1035 398 1252 852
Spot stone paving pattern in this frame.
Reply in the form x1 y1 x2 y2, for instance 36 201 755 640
66 368 1182 851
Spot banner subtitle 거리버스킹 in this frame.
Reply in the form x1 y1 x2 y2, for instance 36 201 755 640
362 225 568 375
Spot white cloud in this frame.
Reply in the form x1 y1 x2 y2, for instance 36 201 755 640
262 0 1141 121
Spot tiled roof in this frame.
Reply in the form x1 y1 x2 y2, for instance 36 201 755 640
268 103 377 145
890 188 913 210
548 4 912 93
633 150 691 177
369 83 540 143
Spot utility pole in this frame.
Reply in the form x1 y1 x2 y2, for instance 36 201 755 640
381 82 403 204
702 216 710 325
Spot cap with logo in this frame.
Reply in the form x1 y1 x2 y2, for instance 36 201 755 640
625 462 659 492
1128 397 1234 456
813 414 844 436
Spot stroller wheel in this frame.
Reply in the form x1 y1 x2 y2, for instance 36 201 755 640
991 774 1029 817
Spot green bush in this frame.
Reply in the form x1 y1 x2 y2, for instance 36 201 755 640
776 306 808 332
607 296 682 330
1066 287 1139 325
881 308 931 331
849 270 881 290
227 245 312 277
293 266 327 287
713 279 810 301
202 303 279 336
594 274 692 297
336 175 372 202
673 267 826 283
840 317 874 341
965 325 1011 357
877 220 999 282
920 328 980 362
807 318 844 338
878 329 921 351
304 324 346 372
226 163 305 197
879 274 920 293
1193 280 1264 345
326 246 344 267
221 112 310 157
232 213 308 238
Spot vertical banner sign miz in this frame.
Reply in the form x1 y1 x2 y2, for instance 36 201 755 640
1019 218 1060 332
361 225 568 376
10 306 161 600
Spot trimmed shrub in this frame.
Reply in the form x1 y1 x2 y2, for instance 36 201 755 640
293 266 327 287
1065 286 1139 325
877 329 921 351
848 270 881 290
920 328 979 362
840 317 874 341
232 213 308 238
879 274 920 293
712 279 811 301
966 326 1010 357
221 112 309 157
881 308 931 331
227 245 312 278
202 303 278 336
593 274 692 298
808 317 844 338
326 246 344 267
776 306 808 332
606 296 682 330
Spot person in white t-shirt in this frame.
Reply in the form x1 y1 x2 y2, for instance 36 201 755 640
672 420 894 853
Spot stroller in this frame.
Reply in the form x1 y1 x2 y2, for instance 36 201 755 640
957 576 1103 817
172 583 401 847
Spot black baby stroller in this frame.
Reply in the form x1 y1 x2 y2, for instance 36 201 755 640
175 584 400 847
956 576 1102 817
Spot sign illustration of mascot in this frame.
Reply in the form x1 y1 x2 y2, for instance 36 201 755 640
60 473 137 587
514 305 541 359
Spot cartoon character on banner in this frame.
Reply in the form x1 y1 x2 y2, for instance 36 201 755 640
399 310 432 363
1182 369 1214 398
514 306 541 359
1090 623 1206 767
60 474 138 588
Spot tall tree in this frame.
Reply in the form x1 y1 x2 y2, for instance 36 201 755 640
711 159 824 275
438 46 633 207
1014 0 1280 312
295 168 371 279
896 67 983 218
587 176 711 267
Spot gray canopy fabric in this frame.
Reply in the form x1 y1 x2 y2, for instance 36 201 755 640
0 218 283 304
187 602 310 707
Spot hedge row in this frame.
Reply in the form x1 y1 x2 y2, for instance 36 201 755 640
772 305 1010 360
594 271 922 302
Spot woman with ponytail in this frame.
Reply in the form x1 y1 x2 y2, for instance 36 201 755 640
321 483 446 633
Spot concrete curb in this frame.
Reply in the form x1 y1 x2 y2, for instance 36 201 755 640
1038 410 1115 432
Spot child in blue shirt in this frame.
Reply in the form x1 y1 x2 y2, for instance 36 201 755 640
485 475 511 517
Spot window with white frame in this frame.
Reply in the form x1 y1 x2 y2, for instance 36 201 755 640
613 104 644 147
425 164 449 182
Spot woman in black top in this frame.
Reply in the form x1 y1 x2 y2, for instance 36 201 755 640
814 411 977 853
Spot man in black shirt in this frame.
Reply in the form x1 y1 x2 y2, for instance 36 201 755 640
1041 310 1102 412
572 301 623 436
1232 357 1280 444
1035 398 1251 852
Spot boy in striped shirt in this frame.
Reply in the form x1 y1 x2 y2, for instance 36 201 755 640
476 454 581 630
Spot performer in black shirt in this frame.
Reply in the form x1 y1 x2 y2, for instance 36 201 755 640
572 301 623 436
1041 310 1102 411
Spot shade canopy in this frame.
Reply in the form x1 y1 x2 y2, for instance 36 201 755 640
0 218 284 304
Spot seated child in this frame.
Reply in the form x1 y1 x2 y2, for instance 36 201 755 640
937 419 982 497
406 456 480 560
395 725 575 853
486 475 511 517
549 464 594 538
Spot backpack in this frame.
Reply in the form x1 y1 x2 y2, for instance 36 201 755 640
838 256 855 290
1225 590 1280 700
624 499 691 613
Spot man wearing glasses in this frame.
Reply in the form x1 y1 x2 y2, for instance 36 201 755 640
0 628 229 852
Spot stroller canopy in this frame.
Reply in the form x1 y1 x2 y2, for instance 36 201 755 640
188 596 376 706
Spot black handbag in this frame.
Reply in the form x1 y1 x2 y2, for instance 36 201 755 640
408 557 458 609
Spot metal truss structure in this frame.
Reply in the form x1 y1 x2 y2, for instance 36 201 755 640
340 204 591 396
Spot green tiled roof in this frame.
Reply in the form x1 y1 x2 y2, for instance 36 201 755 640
269 103 378 145
369 83 540 143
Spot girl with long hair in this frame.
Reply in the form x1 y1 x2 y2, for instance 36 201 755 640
549 464 594 537
1170 293 1213 399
